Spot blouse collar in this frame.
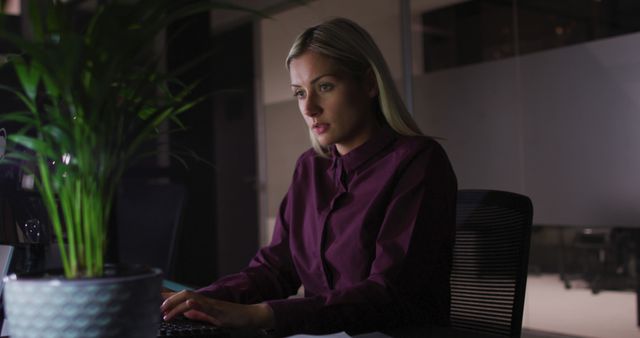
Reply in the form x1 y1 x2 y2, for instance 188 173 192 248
329 127 397 175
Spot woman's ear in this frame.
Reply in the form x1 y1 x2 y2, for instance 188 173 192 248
365 68 379 98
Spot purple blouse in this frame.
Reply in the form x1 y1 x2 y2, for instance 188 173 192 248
197 128 457 336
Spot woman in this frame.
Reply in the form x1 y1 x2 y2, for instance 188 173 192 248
161 17 457 336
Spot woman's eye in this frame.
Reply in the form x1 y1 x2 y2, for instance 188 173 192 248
293 90 305 98
318 83 333 92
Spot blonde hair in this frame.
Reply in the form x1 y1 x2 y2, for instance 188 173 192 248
286 17 423 157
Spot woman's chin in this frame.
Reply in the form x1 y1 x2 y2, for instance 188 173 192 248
315 135 334 147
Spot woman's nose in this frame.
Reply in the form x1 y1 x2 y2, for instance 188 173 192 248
302 93 321 117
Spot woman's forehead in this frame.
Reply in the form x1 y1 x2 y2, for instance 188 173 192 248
290 53 339 80
289 52 353 84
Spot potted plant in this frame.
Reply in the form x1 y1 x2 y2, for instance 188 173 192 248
0 1 250 337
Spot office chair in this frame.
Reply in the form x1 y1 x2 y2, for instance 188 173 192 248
116 181 186 280
450 189 533 337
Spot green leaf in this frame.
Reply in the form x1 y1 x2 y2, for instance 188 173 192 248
3 151 36 163
42 124 72 151
42 72 61 98
8 134 57 158
0 84 38 113
12 57 41 101
0 111 37 125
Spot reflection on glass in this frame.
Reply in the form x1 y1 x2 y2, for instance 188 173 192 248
420 0 640 73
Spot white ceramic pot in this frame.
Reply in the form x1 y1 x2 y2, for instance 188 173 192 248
3 265 162 338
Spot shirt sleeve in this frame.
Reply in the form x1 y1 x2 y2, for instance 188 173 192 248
266 142 457 336
196 168 302 304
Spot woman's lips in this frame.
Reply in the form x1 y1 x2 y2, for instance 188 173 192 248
312 123 329 135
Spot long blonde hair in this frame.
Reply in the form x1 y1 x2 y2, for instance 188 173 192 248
286 17 422 157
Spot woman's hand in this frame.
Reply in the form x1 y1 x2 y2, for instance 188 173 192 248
160 290 275 329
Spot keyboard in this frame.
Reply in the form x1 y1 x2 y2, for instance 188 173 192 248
158 316 227 337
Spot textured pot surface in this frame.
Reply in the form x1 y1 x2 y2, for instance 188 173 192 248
3 265 162 338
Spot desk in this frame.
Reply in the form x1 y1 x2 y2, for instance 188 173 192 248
216 326 503 338
374 326 503 338
0 279 506 338
2 325 503 338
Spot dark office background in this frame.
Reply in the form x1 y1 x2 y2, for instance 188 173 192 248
165 13 259 286
116 12 260 286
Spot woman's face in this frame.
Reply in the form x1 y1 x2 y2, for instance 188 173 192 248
289 51 378 155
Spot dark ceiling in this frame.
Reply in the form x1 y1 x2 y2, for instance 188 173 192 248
210 0 308 33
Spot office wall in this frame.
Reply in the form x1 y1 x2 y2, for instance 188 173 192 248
414 32 640 227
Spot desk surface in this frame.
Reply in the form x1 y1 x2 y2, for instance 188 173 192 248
1 326 502 338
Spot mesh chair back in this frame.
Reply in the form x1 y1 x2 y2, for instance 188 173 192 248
451 190 533 337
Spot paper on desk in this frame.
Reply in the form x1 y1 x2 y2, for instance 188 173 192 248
286 332 351 338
